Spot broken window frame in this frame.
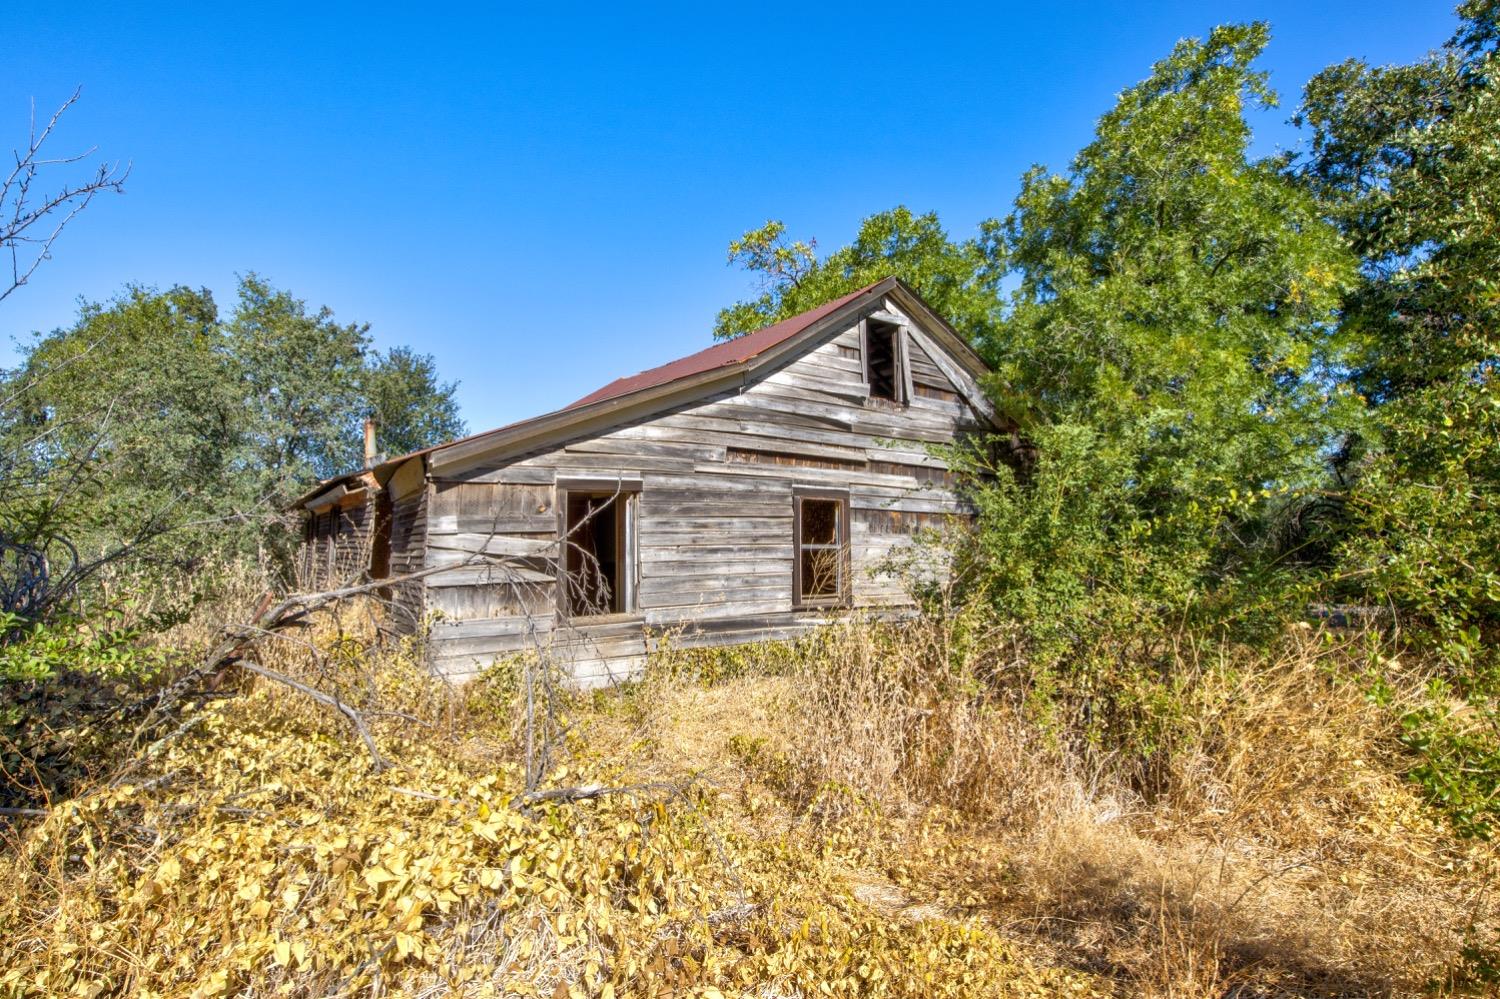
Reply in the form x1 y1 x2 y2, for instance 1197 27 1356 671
792 486 851 609
860 316 912 405
556 477 641 621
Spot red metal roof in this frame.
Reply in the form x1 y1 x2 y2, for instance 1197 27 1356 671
565 281 882 410
291 280 892 507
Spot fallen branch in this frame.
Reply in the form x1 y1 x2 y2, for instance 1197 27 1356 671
390 786 460 804
513 780 688 808
239 660 389 772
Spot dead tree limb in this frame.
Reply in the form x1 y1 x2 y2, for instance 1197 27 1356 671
2 87 128 304
512 780 690 808
239 659 389 772
136 483 629 778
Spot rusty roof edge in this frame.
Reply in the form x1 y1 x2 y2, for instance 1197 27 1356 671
427 363 750 475
427 278 901 475
290 276 997 504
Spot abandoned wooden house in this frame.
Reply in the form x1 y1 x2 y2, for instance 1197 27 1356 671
293 277 1005 685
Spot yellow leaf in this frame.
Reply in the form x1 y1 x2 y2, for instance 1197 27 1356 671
274 940 291 967
364 865 397 890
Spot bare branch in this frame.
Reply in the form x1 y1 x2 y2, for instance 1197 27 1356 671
512 780 689 807
239 659 390 772
1 88 128 304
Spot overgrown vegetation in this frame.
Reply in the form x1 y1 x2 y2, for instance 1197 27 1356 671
3 3 1499 996
0 275 465 623
3 602 1495 996
718 3 1500 845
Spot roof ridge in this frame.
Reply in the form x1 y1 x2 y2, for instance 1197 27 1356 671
290 278 897 506
564 279 884 410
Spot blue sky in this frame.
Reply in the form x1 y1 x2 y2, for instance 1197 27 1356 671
4 1 1457 433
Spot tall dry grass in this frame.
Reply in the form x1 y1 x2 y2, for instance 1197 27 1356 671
703 613 1499 997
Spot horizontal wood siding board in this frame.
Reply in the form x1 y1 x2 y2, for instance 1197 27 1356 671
435 466 556 486
431 615 558 640
428 534 558 556
640 573 792 594
563 438 726 462
643 599 794 624
426 565 556 587
641 554 795 571
603 422 873 464
427 514 558 534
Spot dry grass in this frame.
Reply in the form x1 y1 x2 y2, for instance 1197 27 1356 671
0 602 1095 998
2 581 1495 997
641 615 1499 997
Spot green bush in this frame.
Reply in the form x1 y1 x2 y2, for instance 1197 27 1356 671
0 610 170 682
1384 669 1500 840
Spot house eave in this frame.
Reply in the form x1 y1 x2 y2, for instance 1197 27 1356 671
428 279 938 476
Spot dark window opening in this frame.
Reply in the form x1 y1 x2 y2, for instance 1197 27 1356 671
865 319 903 403
563 490 637 617
794 490 848 607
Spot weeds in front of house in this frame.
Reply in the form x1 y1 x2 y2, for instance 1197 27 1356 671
646 614 1500 997
2 579 1497 997
0 601 1091 998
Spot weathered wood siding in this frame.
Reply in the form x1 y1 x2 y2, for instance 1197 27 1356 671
297 497 372 589
423 301 986 685
385 475 429 633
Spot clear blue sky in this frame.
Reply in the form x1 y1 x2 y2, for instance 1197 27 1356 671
5 1 1458 433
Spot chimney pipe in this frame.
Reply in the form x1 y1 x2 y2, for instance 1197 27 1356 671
363 416 377 469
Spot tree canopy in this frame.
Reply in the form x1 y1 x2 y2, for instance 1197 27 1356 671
0 275 465 594
1297 1 1500 661
713 209 1002 345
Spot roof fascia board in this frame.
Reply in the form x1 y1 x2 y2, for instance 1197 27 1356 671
303 483 350 511
881 281 1005 428
429 365 749 475
427 276 1005 476
883 281 991 381
905 324 1004 427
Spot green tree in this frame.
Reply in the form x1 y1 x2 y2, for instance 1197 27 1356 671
0 275 466 615
980 20 1358 620
1298 2 1499 660
713 209 1001 344
992 22 1355 470
226 274 371 497
364 346 466 459
1 286 240 602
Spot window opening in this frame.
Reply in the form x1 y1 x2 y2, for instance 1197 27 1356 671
563 490 637 616
865 319 903 402
794 490 848 606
